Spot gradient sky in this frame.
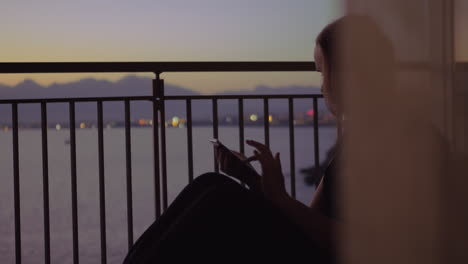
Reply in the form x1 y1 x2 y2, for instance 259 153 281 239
0 0 340 93
0 0 466 94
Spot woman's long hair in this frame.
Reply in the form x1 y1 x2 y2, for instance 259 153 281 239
316 15 396 118
303 15 397 186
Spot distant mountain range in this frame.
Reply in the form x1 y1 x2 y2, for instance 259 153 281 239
0 75 326 123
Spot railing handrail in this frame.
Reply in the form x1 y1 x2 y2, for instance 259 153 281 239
0 61 315 74
0 61 465 74
0 94 323 104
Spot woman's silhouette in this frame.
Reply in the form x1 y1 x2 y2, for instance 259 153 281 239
123 15 396 264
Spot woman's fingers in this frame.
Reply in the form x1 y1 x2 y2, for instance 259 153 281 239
246 140 271 155
253 150 263 161
217 140 283 180
243 155 259 163
246 140 267 152
231 151 247 160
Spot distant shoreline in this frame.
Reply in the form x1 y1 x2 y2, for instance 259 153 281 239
0 122 337 131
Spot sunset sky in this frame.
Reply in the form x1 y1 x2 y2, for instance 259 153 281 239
0 0 466 94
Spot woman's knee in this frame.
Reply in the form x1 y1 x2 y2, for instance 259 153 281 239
193 172 239 187
173 172 242 205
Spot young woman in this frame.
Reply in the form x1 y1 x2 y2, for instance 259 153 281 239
123 15 394 264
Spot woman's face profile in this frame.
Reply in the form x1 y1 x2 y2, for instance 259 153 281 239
314 44 337 116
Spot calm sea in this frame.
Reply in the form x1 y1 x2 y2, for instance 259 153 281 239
0 126 337 263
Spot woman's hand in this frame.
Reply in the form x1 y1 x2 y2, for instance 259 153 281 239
216 146 249 175
246 140 288 203
215 145 261 191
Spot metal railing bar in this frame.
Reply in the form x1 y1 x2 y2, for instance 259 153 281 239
159 79 168 211
186 99 194 183
238 99 247 188
12 103 21 264
152 83 161 219
288 98 296 198
212 99 219 173
0 96 156 104
0 60 456 74
263 99 270 148
313 98 320 182
238 99 245 155
97 101 107 264
124 100 134 250
40 102 51 264
0 61 315 74
69 102 79 264
164 94 323 100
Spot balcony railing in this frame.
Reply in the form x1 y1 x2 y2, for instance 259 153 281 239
0 61 320 264
1 61 465 264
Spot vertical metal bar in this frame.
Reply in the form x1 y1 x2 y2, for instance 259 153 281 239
97 101 107 264
313 98 320 177
212 98 219 173
69 102 79 264
238 99 245 155
158 79 168 211
186 99 194 183
288 98 296 198
263 98 270 148
41 102 51 264
238 99 246 187
152 77 161 218
124 100 134 250
12 103 21 264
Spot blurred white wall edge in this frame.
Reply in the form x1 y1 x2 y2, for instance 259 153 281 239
340 0 468 263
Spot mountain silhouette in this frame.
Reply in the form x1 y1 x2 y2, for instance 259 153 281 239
0 76 325 123
2 76 197 99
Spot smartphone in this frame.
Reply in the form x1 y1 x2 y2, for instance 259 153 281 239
209 138 226 148
210 139 243 163
210 138 261 191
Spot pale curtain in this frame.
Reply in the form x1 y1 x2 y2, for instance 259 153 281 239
339 1 467 263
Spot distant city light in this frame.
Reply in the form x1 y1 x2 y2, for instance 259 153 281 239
172 116 180 127
138 119 152 126
3 126 9 132
307 109 315 116
249 114 258 122
225 116 232 123
80 122 86 129
268 115 273 123
178 123 185 128
55 124 61 130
